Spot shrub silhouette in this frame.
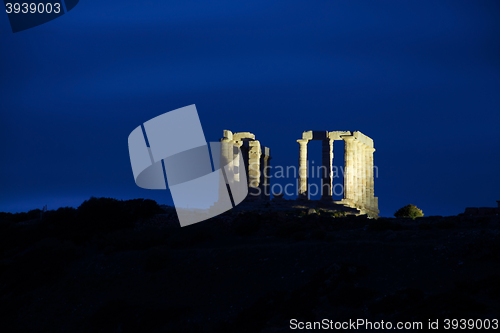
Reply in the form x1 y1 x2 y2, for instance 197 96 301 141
0 209 42 223
69 197 162 241
394 204 424 219
43 207 77 225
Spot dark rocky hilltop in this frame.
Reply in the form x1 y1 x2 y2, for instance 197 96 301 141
1 198 499 332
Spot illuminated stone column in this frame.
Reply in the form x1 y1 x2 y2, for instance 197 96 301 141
219 137 232 203
233 142 242 182
358 142 365 208
248 140 262 199
354 140 362 207
260 147 271 201
367 147 375 211
321 138 334 200
297 139 309 199
233 141 243 199
364 144 370 210
360 143 367 210
220 138 231 165
342 136 355 204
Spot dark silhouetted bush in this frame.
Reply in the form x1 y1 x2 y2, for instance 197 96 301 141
43 207 77 225
394 204 424 219
123 198 163 222
66 197 163 241
76 197 129 237
0 209 42 223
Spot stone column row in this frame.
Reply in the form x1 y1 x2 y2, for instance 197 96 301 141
296 131 377 215
221 130 269 201
297 137 336 201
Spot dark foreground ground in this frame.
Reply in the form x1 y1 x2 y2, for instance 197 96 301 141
1 199 499 332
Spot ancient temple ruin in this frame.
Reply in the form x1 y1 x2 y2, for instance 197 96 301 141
220 129 379 218
220 130 272 201
297 131 379 217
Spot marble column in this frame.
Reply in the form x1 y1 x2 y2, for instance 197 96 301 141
297 139 309 199
364 145 370 211
260 147 271 201
360 143 367 210
367 147 375 211
219 138 232 203
220 138 231 167
233 141 243 199
233 142 242 182
358 142 364 208
248 141 261 199
321 138 334 200
342 137 355 203
265 155 272 200
354 140 362 207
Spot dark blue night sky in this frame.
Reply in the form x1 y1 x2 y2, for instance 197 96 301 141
1 1 499 217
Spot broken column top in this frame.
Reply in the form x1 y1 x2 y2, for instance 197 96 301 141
223 130 233 140
352 131 374 148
